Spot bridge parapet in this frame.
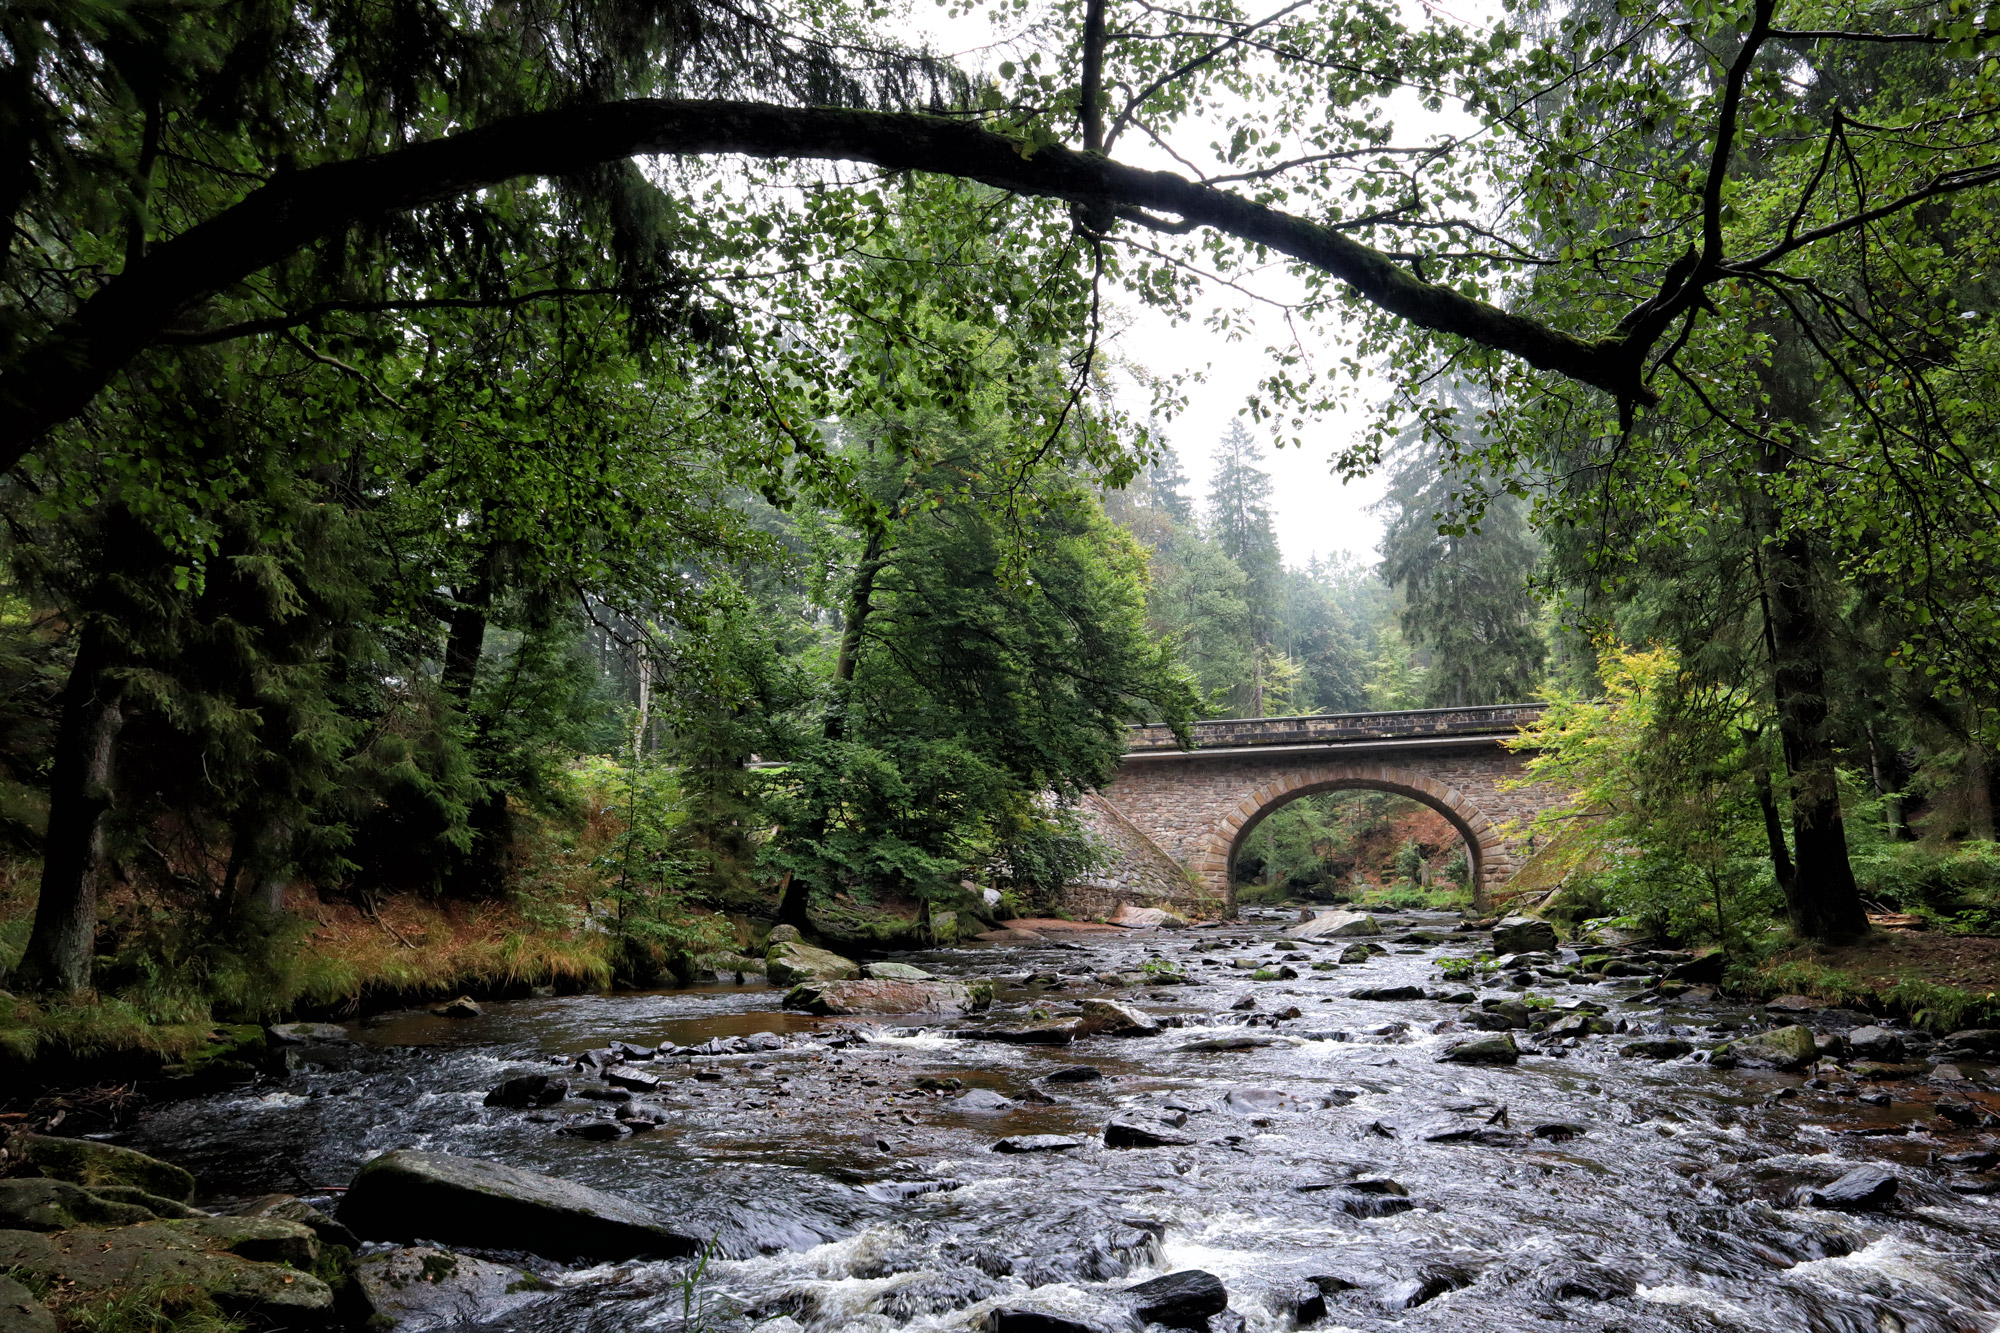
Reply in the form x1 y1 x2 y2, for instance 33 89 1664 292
1126 703 1548 754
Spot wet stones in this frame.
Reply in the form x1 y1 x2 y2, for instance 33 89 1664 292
860 961 937 981
1077 998 1161 1037
783 979 988 1017
605 1068 661 1092
558 1119 630 1141
1492 917 1559 954
1437 1034 1519 1065
1530 1122 1590 1141
983 1310 1101 1333
1619 1037 1694 1060
1179 1033 1281 1053
765 941 862 986
1937 1029 2000 1059
1292 910 1381 940
957 1089 1015 1113
339 1150 698 1260
955 1020 1082 1045
991 1135 1087 1154
1043 1067 1103 1084
1104 1116 1195 1149
1797 1164 1898 1211
352 1246 556 1332
1349 986 1426 1002
1716 1024 1819 1070
1337 943 1380 964
1844 1026 1906 1062
1543 1012 1612 1039
1122 1270 1228 1329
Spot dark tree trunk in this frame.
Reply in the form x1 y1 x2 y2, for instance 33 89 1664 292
441 550 499 704
1764 528 1868 939
1741 727 1795 892
824 534 886 743
11 621 124 993
1966 704 1994 841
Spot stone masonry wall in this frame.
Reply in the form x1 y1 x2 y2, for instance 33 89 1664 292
1068 742 1569 917
1065 792 1215 921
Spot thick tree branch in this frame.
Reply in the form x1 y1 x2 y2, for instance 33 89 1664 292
0 97 1649 470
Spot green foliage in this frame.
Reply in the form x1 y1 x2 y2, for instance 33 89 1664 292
1511 644 1785 951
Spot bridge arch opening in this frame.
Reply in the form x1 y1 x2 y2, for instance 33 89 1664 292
1192 764 1511 911
1230 785 1476 903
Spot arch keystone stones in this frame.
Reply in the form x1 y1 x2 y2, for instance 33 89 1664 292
1064 705 1571 920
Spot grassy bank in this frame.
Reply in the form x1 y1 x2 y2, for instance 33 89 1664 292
0 769 723 1083
1722 929 2000 1031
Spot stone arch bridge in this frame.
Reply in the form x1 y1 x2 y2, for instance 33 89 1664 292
1064 705 1570 920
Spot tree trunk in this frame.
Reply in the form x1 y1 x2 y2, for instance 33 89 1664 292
1967 705 1994 841
1764 528 1868 939
1742 728 1795 893
824 533 886 742
11 621 124 993
440 553 499 704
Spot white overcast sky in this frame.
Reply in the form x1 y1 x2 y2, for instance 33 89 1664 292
903 0 1500 568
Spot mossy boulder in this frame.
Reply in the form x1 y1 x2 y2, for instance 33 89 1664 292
764 941 861 986
781 979 987 1016
859 961 936 981
352 1246 557 1330
0 1218 330 1328
0 1178 158 1231
162 1023 270 1086
4 1133 196 1203
1437 1034 1520 1065
1715 1024 1818 1070
340 1150 698 1261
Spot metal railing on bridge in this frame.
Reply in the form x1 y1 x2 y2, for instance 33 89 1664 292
1124 702 1547 754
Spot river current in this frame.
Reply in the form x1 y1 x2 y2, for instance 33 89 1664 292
124 909 2000 1333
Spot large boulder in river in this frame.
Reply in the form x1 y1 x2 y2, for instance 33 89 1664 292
1437 1034 1519 1065
1077 999 1161 1037
4 1133 196 1203
340 1150 698 1261
1122 1270 1229 1330
781 979 989 1016
765 940 861 986
1292 910 1380 940
1491 916 1559 954
1716 1024 1818 1070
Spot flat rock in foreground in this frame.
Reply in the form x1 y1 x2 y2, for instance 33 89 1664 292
340 1150 697 1261
6 1133 196 1203
353 1246 558 1331
0 1218 330 1328
782 979 988 1016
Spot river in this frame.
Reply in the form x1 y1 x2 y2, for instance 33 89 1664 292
123 909 2000 1332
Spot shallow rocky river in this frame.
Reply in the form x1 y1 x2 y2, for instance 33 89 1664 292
124 910 2000 1332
